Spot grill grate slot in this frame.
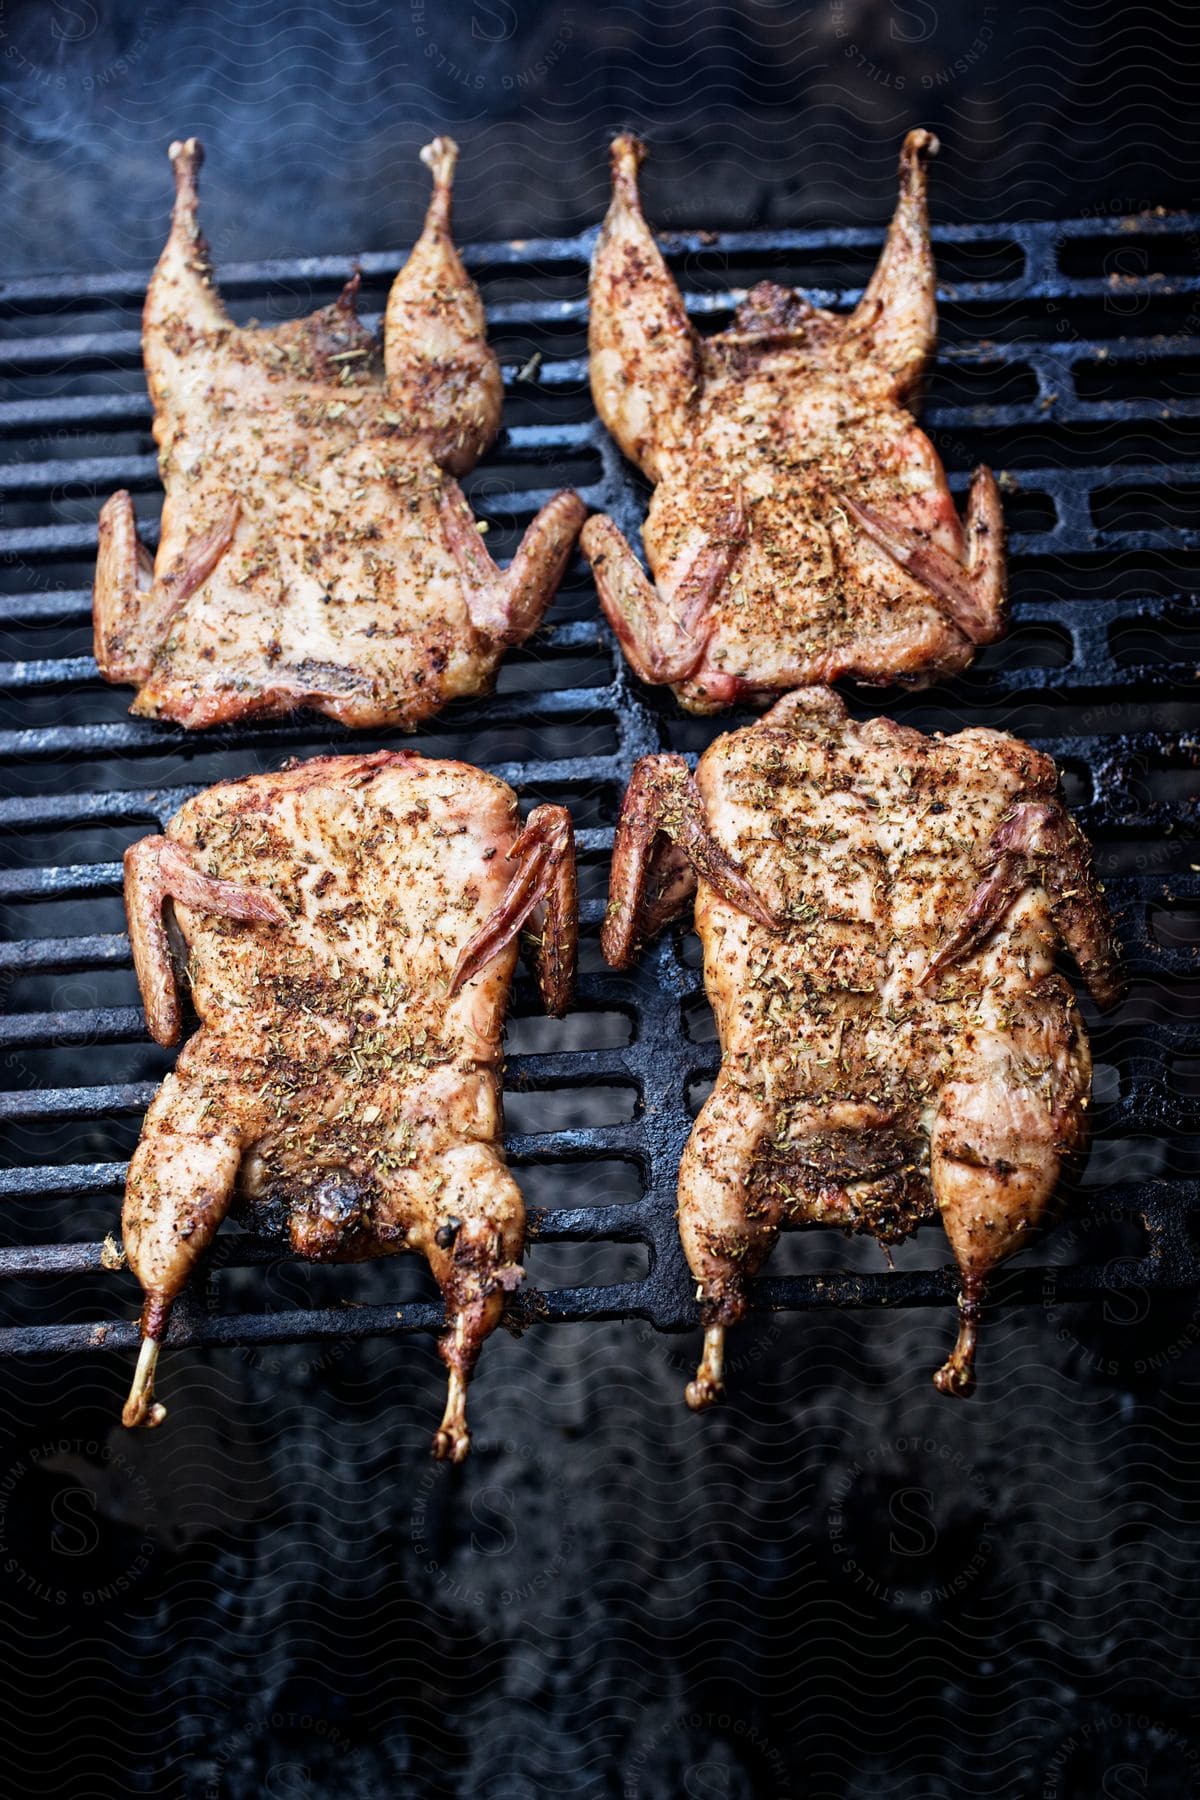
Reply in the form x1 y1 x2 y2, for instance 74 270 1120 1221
1 210 1198 1363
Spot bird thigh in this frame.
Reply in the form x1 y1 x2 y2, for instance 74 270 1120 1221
930 1075 1071 1291
678 1081 779 1324
123 1056 255 1334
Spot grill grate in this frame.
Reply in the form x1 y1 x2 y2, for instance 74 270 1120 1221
0 210 1198 1367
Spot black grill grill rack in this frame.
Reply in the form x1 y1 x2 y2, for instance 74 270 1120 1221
0 210 1198 1370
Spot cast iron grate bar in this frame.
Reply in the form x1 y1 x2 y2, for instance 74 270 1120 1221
1 207 1199 1367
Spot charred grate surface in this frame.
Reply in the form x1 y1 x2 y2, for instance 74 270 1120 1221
0 211 1198 1364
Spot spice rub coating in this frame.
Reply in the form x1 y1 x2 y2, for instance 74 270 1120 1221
120 750 576 1461
582 131 1006 711
94 137 584 730
604 687 1122 1405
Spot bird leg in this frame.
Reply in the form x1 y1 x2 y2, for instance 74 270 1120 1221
588 134 701 480
143 137 231 358
689 1326 727 1411
581 495 746 688
930 970 1093 1398
121 835 290 1425
678 1080 779 1410
838 465 1006 647
922 794 1116 1398
426 1147 526 1463
846 127 939 404
121 1046 269 1428
125 835 289 1047
933 1272 984 1398
384 137 503 472
148 139 381 408
124 1334 168 1431
930 1048 1086 1398
602 754 783 969
439 482 586 646
448 804 577 1016
434 1316 474 1465
923 796 1125 1009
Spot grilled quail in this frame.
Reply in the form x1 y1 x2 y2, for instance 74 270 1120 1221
582 131 1006 710
120 751 576 1462
603 688 1122 1405
94 137 585 729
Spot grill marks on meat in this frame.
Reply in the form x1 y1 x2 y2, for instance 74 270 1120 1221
582 131 1007 712
119 752 576 1462
93 137 585 730
604 687 1122 1406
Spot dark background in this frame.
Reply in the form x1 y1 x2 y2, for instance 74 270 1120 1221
2 3 1200 1797
2 0 1200 271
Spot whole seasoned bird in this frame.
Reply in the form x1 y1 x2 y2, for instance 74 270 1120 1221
94 137 585 729
120 751 576 1462
603 688 1122 1405
582 131 1006 711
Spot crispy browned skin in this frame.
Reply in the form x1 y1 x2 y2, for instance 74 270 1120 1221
94 137 585 730
582 131 1006 712
120 752 576 1462
604 688 1122 1404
